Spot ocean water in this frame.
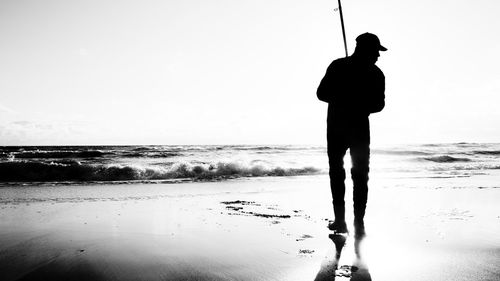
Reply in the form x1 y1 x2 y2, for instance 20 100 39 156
0 143 499 188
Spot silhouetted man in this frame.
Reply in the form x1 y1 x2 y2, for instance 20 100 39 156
317 33 386 236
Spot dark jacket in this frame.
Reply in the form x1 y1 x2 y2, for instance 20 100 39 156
317 56 385 142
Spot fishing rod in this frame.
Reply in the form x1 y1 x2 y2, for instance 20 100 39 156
337 0 348 57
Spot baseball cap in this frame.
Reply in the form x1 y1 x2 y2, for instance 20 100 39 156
356 33 387 51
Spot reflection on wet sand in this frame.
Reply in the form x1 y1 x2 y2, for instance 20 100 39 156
314 234 372 281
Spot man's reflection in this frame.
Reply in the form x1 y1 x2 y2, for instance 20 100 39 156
314 234 372 281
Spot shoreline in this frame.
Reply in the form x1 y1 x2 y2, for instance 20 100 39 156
1 176 499 280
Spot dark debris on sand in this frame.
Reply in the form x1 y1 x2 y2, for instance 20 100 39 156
220 200 261 206
298 249 315 255
221 200 291 219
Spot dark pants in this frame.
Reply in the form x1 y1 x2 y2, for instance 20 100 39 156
327 126 370 223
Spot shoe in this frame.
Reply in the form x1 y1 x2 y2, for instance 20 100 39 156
354 219 365 238
328 220 348 234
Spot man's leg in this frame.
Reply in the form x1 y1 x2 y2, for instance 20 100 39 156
350 142 370 235
327 137 348 225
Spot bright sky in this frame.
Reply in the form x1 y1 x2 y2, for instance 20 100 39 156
1 0 499 145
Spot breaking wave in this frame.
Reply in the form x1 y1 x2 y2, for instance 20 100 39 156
0 161 322 183
2 144 500 186
422 155 472 163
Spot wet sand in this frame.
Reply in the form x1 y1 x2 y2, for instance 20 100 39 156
1 176 499 281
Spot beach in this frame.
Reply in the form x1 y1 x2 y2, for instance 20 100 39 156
1 175 499 281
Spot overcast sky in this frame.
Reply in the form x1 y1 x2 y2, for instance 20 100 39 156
1 0 499 145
